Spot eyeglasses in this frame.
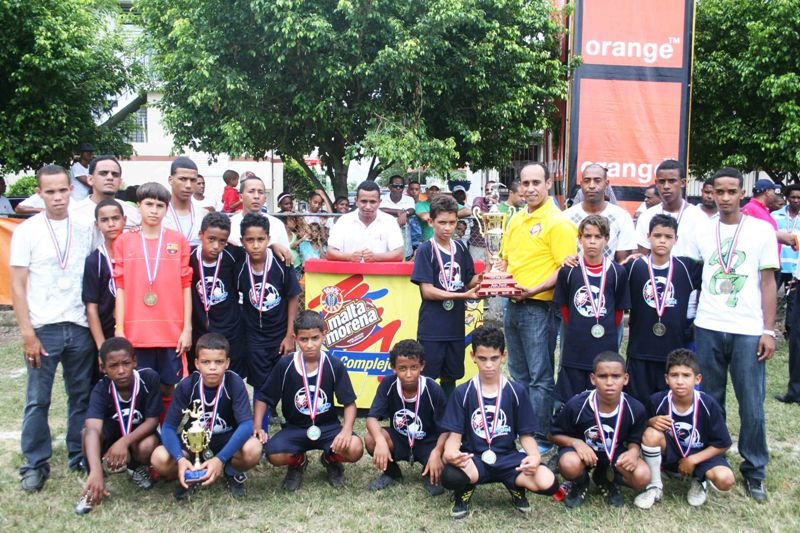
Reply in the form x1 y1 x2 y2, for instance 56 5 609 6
97 170 121 178
390 184 404 189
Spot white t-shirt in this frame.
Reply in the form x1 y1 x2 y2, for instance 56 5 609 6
9 213 94 328
694 215 780 336
380 194 416 212
69 197 142 249
163 199 204 246
635 201 708 259
328 210 404 254
70 162 91 200
18 194 45 211
228 210 290 248
0 195 13 215
564 202 637 258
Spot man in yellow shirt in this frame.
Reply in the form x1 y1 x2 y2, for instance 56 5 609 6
499 162 577 452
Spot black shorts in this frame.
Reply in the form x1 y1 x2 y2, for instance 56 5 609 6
625 357 668 404
664 446 731 482
387 429 438 464
471 450 527 488
554 366 593 402
247 341 281 391
136 347 182 385
557 446 626 485
419 339 465 381
265 422 354 455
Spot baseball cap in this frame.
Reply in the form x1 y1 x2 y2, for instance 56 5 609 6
452 185 467 193
753 179 781 195
78 142 94 152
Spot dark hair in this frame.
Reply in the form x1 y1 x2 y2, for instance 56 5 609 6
240 212 270 237
702 177 715 188
644 185 659 196
655 159 686 180
356 180 380 197
196 332 230 356
388 174 405 185
711 167 744 187
35 164 68 185
409 179 420 187
88 155 121 175
578 214 610 238
222 169 239 185
389 339 426 366
201 211 231 233
136 181 171 204
592 351 626 371
508 180 521 193
786 183 800 196
99 337 135 363
94 199 124 220
334 196 349 205
170 156 198 175
294 310 326 333
471 326 505 353
239 175 264 193
520 161 550 181
430 195 459 220
648 213 678 234
125 185 139 203
665 348 701 375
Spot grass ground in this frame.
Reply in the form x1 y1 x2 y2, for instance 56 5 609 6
0 336 799 532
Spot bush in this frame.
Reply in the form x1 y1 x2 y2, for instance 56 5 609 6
7 175 37 198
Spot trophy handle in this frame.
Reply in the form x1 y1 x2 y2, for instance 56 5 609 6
471 206 485 236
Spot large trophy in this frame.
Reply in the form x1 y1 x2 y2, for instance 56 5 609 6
181 399 211 483
472 205 522 297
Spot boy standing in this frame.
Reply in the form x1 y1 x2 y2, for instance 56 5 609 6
163 157 204 247
366 339 447 495
221 170 242 213
635 349 735 509
411 195 480 397
254 311 364 491
440 327 558 519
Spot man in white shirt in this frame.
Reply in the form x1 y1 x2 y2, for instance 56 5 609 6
380 174 416 259
10 165 95 492
328 180 404 262
0 177 14 215
162 157 204 246
69 142 94 201
227 175 290 249
564 164 637 262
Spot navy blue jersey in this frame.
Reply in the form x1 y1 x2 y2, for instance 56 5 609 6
165 370 252 436
190 246 241 337
256 351 357 428
86 368 162 430
554 261 630 370
440 378 537 455
551 390 647 459
626 256 702 362
367 375 447 445
236 252 301 347
82 248 117 339
411 239 475 341
648 390 732 453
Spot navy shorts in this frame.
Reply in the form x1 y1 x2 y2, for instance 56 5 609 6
471 449 526 488
557 446 626 485
664 447 731 482
625 357 668 403
265 422 352 455
419 339 465 381
387 429 437 464
247 342 281 391
136 347 182 385
554 366 593 402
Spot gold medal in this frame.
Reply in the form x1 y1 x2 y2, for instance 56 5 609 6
143 291 158 307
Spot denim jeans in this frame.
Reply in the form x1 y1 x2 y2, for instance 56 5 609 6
504 300 557 439
20 323 94 475
694 326 768 480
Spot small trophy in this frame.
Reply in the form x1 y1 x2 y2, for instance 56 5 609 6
472 205 522 297
181 399 211 483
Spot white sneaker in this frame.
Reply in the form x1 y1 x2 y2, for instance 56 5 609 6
634 486 663 509
687 479 708 506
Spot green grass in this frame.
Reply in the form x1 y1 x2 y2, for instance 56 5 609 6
0 338 799 532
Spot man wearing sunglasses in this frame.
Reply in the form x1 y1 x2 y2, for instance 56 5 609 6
380 174 417 260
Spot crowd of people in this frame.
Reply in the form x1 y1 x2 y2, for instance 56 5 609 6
7 152 796 520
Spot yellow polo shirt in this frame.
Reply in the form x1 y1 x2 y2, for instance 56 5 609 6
501 200 578 301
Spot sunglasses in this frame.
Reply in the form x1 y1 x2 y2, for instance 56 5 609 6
390 184 404 189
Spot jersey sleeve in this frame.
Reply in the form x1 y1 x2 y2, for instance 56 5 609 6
85 380 108 420
439 386 467 434
283 262 302 298
82 252 101 304
549 399 578 438
180 236 193 288
332 358 357 405
8 221 32 268
614 263 631 310
461 242 476 283
625 397 648 445
230 374 253 424
553 267 570 306
758 223 781 270
141 370 164 419
410 242 435 285
367 378 392 419
112 234 126 289
513 384 539 437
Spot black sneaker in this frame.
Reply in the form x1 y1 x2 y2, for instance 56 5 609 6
744 477 768 503
320 453 345 489
423 475 445 496
128 465 154 490
174 482 200 501
451 485 475 519
564 474 590 509
74 494 93 515
593 467 624 507
20 468 48 493
507 486 531 513
226 472 247 498
283 455 308 492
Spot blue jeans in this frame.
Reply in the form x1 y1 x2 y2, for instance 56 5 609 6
504 300 557 439
20 323 94 475
694 326 768 480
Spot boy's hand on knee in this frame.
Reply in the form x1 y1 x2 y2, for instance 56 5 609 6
648 415 673 432
103 440 130 472
254 428 269 444
199 457 224 487
615 450 638 472
445 451 473 469
516 454 541 475
423 450 444 485
677 456 697 478
574 441 597 466
373 439 392 471
332 429 353 454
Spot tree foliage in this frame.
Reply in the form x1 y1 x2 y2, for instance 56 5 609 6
137 0 567 198
691 0 800 182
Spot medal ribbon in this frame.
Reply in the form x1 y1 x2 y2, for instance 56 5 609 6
299 352 325 424
44 215 73 270
246 250 272 319
664 200 687 226
168 203 195 241
715 215 746 274
199 374 225 432
431 238 456 291
579 256 608 322
110 370 141 436
474 376 504 449
196 247 222 313
591 390 625 464
647 256 673 321
397 377 423 449
99 243 117 296
140 229 164 288
668 390 700 458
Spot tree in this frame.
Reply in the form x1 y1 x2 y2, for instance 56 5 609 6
137 0 566 199
0 0 138 173
691 0 800 183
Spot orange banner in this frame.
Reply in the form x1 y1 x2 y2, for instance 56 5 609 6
0 218 23 305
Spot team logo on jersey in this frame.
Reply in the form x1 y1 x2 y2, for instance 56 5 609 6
669 421 702 450
470 405 511 439
249 282 282 312
529 224 542 237
584 424 615 452
166 242 179 255
642 277 677 309
438 261 465 290
196 278 228 306
111 408 143 427
573 285 608 318
294 385 332 415
393 408 426 439
198 410 229 434
321 286 344 314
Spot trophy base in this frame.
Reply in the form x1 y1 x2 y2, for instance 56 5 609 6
477 271 522 297
185 469 207 483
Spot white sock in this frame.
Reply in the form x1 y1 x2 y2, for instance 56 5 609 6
641 444 663 489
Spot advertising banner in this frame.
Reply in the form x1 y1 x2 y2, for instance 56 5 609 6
0 218 24 305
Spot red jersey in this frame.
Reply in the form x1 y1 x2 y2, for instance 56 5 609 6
222 186 241 213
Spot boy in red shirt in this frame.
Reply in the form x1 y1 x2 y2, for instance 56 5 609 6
114 182 193 397
221 170 242 214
